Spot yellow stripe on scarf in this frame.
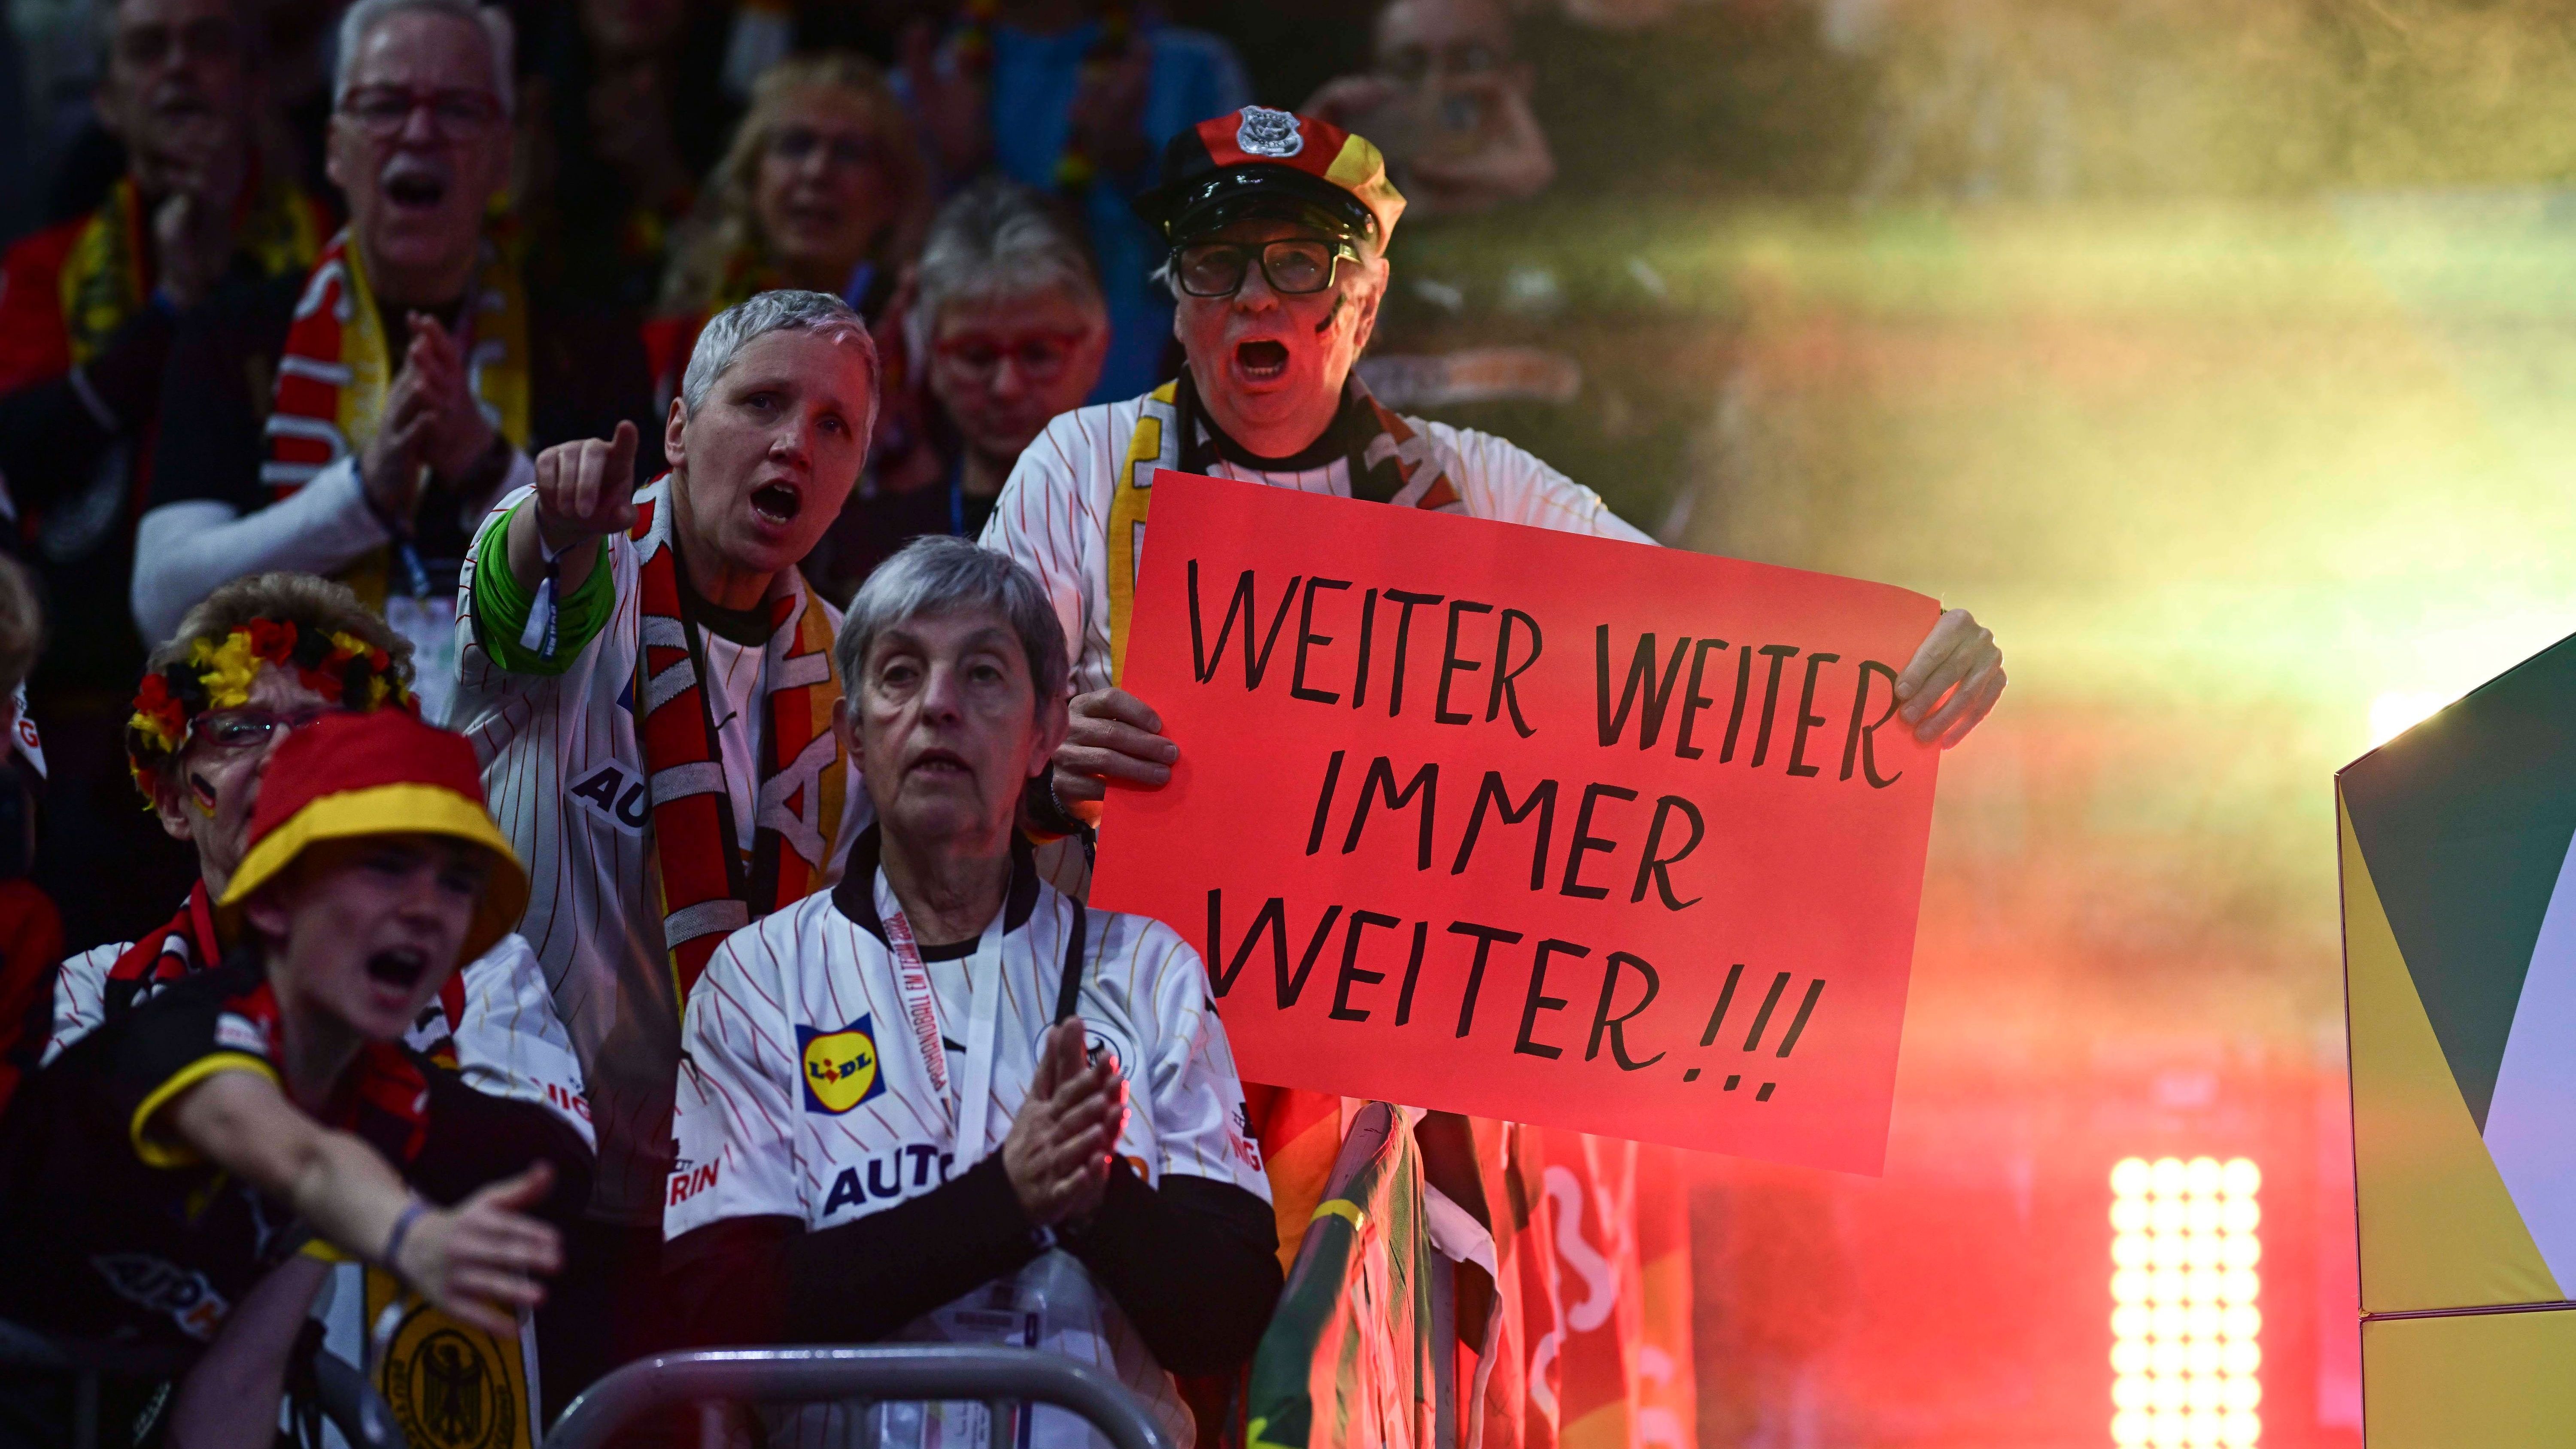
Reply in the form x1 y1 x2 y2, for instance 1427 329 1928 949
1105 380 1182 685
330 235 531 608
58 178 324 366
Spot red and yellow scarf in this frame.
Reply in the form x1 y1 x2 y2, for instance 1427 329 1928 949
262 228 531 605
57 175 322 366
1106 372 1461 680
629 477 848 999
102 883 468 1054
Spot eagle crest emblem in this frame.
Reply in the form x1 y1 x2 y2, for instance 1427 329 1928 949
1235 106 1304 159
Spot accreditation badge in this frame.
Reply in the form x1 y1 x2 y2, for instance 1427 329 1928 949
383 593 458 727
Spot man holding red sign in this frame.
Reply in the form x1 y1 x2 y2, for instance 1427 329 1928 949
982 106 2005 1239
983 104 2005 840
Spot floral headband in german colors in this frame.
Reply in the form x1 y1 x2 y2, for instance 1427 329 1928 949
125 619 415 793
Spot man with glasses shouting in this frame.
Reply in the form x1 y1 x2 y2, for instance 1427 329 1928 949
990 105 2008 835
134 0 654 725
981 106 2009 1241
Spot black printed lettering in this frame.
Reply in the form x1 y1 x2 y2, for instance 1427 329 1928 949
1841 660 1906 788
1447 921 1524 1038
1450 772 1558 890
1381 590 1444 717
1330 911 1400 1021
1749 644 1799 768
1516 939 1588 1058
1343 756 1439 871
1487 609 1543 738
1436 600 1495 724
1205 890 1288 998
1673 638 1729 760
1596 628 1692 748
1559 783 1640 900
1586 952 1665 1070
1629 796 1705 910
1290 577 1353 704
1786 653 1841 777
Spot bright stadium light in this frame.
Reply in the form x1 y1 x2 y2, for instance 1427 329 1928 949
2110 1157 2261 1449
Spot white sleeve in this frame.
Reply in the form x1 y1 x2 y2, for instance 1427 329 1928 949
444 934 595 1151
666 924 807 1237
980 408 1114 695
452 482 533 695
43 943 122 1066
130 458 393 642
1124 917 1271 1200
1440 425 1656 545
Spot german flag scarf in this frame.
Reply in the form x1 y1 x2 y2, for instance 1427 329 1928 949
57 175 322 366
628 476 848 1000
100 883 470 1043
1105 370 1463 681
262 228 530 606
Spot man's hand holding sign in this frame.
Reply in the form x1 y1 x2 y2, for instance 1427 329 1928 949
1085 474 1975 1174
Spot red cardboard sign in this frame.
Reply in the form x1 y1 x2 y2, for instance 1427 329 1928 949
1091 474 1942 1174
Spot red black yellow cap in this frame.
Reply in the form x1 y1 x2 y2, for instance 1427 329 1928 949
1135 106 1406 249
219 710 528 964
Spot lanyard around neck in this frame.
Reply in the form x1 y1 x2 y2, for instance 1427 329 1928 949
876 869 1090 1171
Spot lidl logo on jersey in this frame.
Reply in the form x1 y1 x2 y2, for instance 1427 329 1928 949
799 1015 884 1115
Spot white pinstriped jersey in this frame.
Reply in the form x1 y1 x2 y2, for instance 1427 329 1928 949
667 859 1269 1448
978 395 1655 696
46 931 592 1150
453 484 869 1223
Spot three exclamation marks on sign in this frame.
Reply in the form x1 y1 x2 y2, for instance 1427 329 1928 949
1680 963 1824 1101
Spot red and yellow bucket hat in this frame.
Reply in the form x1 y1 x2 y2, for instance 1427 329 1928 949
218 710 529 963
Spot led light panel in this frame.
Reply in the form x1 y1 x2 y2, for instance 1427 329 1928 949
2110 1157 2261 1449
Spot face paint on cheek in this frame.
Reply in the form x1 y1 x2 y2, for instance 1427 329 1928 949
188 772 219 814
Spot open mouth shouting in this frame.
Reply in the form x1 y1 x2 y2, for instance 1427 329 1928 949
365 944 430 991
1235 338 1291 383
381 157 451 216
750 480 804 526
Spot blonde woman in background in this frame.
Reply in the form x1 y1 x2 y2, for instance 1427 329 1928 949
647 53 932 406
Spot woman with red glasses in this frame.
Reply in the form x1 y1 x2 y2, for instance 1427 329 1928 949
805 179 1111 599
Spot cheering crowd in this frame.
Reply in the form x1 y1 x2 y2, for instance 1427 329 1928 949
0 0 2008 1443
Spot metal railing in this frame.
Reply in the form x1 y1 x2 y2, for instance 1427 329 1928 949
0 1318 401 1449
540 1345 1173 1449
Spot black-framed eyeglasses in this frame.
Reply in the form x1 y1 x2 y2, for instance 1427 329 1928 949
1171 237 1360 298
339 85 504 141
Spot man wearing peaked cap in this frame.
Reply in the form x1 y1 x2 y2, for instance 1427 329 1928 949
978 104 2009 1249
984 106 2005 835
0 708 592 1444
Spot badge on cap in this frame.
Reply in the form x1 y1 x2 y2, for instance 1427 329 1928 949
1235 106 1305 159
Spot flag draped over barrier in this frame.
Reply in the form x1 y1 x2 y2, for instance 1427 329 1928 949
2339 631 2576 1445
1249 1104 1440 1449
1242 1106 1694 1449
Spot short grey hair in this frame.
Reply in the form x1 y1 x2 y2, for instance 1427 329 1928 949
681 289 881 429
907 180 1104 360
334 0 515 117
835 538 1070 714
